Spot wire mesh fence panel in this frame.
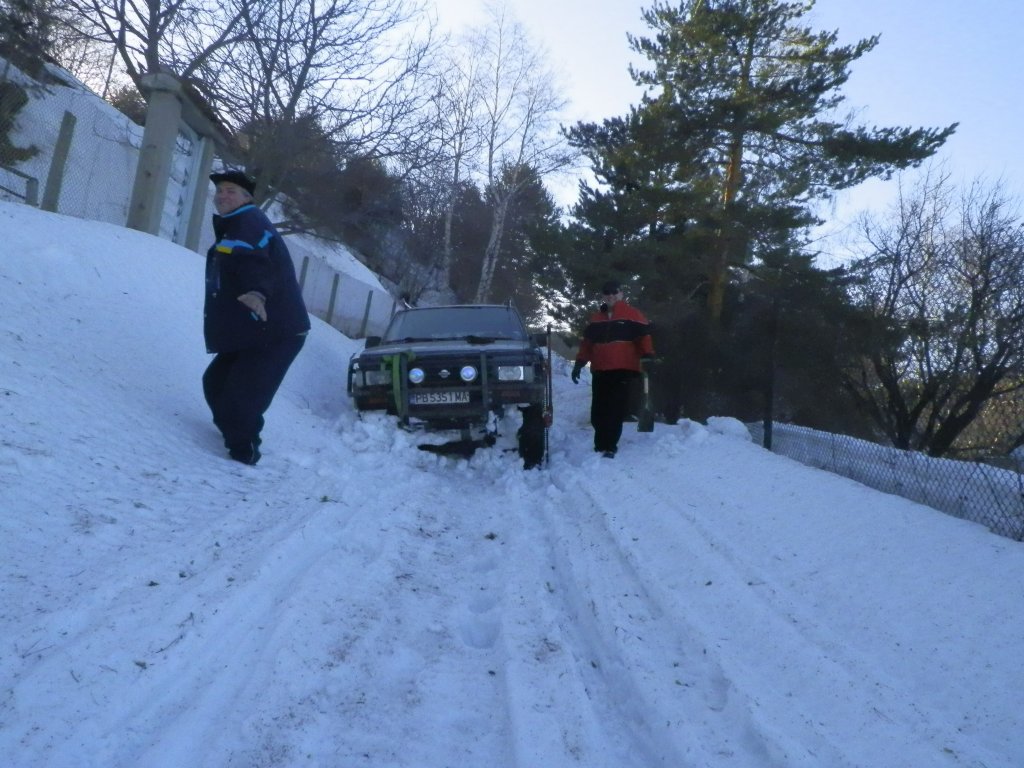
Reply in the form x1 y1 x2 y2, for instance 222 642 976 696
294 253 395 339
0 166 36 203
5 57 399 344
749 423 1024 541
6 63 140 225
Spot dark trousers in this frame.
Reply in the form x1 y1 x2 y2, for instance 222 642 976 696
202 334 306 452
590 369 640 452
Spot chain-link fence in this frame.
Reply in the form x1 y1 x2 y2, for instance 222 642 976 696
0 162 37 204
2 56 396 340
748 422 1024 541
2 62 141 226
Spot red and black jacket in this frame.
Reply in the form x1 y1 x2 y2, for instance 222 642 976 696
576 301 654 373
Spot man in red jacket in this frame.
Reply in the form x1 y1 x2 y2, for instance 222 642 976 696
572 281 654 457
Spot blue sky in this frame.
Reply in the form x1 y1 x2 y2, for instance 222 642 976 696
433 0 1024 238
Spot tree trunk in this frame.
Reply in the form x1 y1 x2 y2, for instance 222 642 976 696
474 193 511 303
708 133 744 326
708 36 754 326
442 199 455 286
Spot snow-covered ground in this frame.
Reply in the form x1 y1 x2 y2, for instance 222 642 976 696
2 200 1022 767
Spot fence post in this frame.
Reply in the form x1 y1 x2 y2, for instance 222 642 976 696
359 290 374 337
325 273 340 325
41 111 76 212
24 176 38 206
298 255 310 290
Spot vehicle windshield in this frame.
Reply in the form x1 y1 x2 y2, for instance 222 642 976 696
383 306 528 343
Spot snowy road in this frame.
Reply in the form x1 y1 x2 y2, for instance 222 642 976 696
3 203 1023 767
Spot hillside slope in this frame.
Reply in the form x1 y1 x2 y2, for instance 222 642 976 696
1 202 1022 768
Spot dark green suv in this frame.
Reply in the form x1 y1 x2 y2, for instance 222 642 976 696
347 304 549 468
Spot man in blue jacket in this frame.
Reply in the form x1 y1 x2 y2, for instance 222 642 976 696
202 170 310 465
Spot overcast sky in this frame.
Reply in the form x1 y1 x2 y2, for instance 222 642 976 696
430 0 1024 234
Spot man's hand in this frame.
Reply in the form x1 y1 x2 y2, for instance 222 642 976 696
571 361 585 384
238 291 267 322
640 354 659 368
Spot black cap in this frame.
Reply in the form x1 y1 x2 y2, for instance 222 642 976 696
601 280 621 295
210 170 256 196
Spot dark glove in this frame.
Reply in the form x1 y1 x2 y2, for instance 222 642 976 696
571 361 585 384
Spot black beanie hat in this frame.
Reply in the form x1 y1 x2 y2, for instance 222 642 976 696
209 170 256 196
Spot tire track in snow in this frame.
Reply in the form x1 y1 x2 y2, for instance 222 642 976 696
448 464 621 768
523 458 792 767
615 432 955 767
596 466 858 767
10 472 369 767
110 499 368 767
226 434 521 768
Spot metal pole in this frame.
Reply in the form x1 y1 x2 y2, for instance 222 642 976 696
545 324 553 467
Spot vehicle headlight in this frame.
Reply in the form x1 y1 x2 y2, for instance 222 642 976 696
460 365 477 382
497 365 531 381
409 367 425 384
363 369 390 386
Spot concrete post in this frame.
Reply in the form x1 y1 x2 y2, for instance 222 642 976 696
325 273 341 325
41 111 76 212
183 136 216 251
359 291 374 337
126 74 183 235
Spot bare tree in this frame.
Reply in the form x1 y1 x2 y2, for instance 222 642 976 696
0 0 105 88
844 167 1024 457
426 41 487 282
193 0 436 202
59 0 253 89
56 0 435 206
468 3 574 302
390 4 574 300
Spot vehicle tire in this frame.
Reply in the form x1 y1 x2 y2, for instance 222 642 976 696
517 404 546 469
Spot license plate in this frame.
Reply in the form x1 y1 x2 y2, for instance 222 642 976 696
409 390 471 405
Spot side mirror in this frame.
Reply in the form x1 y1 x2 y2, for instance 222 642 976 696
364 336 382 348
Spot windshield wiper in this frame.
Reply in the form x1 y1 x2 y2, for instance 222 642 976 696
463 334 499 344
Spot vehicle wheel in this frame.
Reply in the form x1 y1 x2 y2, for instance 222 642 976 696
517 404 546 469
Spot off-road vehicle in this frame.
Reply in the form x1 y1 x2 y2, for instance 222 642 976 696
347 303 550 468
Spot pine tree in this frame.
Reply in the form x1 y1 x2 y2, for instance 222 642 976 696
568 0 956 326
0 83 38 168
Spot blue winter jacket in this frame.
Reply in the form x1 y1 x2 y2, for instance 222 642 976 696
204 204 310 353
